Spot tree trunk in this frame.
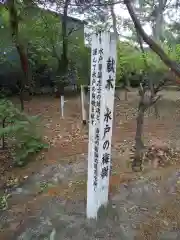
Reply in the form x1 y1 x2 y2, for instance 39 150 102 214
124 77 130 100
131 100 146 171
7 0 30 111
110 0 119 39
19 88 24 111
61 0 69 76
152 0 167 42
56 0 70 100
2 117 7 150
124 0 180 171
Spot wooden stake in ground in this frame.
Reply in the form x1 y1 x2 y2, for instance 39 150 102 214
60 95 65 118
80 85 87 124
87 32 117 219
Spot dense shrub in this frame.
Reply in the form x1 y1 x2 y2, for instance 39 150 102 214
0 99 48 166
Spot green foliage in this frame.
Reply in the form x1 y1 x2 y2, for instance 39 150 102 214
117 42 142 79
20 7 63 69
166 44 180 62
1 1 179 90
116 41 180 86
0 3 87 86
72 45 91 86
0 193 10 210
0 6 22 71
0 99 48 166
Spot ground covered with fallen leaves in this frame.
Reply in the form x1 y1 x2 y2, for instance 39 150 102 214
1 90 180 239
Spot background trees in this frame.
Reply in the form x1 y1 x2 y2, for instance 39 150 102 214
1 0 180 94
0 0 180 169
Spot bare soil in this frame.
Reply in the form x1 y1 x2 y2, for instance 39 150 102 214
1 90 180 239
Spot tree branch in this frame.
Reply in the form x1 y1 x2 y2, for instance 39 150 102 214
67 25 83 36
124 0 180 79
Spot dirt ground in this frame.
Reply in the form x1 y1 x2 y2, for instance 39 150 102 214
1 90 180 239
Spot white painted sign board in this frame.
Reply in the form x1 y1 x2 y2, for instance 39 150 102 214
86 32 117 219
60 95 65 118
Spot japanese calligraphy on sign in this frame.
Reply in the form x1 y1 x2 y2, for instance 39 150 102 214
87 33 101 219
87 32 117 220
90 46 98 126
92 37 104 192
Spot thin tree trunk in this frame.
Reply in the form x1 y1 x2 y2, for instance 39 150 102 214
124 78 130 100
124 90 127 101
2 117 7 150
152 0 167 42
61 0 70 79
56 0 70 100
19 88 24 111
110 0 118 39
132 104 145 171
61 0 69 71
135 107 144 149
7 0 30 111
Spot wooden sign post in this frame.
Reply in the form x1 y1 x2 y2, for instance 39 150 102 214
86 32 117 219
